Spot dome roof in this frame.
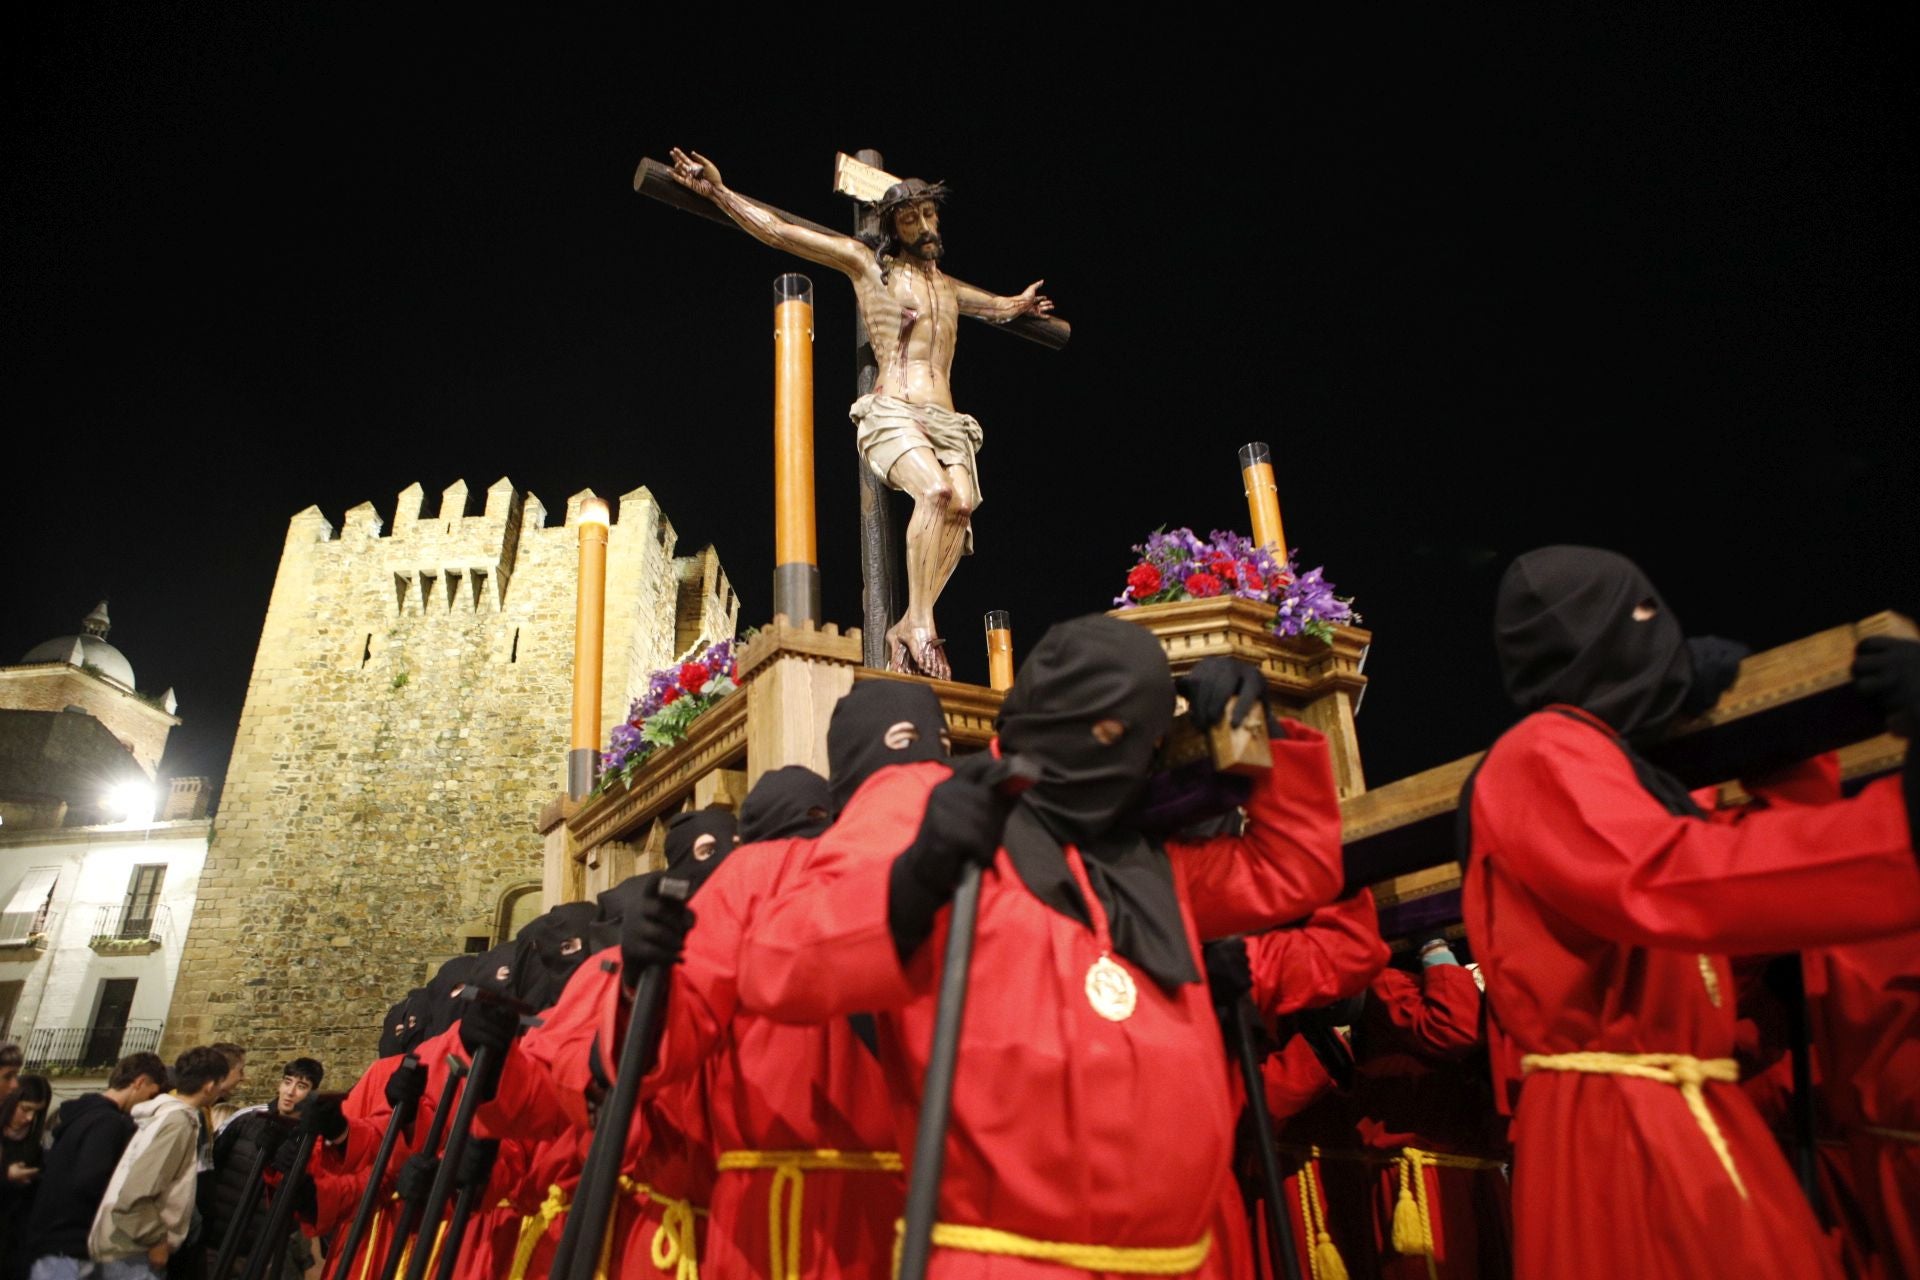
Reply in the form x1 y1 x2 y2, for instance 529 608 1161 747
20 600 136 688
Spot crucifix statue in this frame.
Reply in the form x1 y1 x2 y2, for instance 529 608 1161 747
656 147 1062 679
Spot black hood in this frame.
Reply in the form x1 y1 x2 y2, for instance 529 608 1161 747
1495 545 1695 739
665 807 739 887
994 615 1196 992
421 954 481 1038
516 902 598 1010
738 766 833 842
377 988 428 1059
996 614 1175 842
826 681 948 813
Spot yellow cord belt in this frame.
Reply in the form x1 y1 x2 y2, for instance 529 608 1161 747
1862 1124 1920 1144
354 1200 396 1280
1294 1148 1347 1280
715 1148 904 1280
894 1220 1212 1276
506 1183 570 1280
1522 1051 1746 1198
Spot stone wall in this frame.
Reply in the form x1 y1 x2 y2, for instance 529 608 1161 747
163 478 734 1076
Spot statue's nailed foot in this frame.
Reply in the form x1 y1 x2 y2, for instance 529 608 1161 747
886 621 951 681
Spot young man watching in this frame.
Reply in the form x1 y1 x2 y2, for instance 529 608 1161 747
24 1052 170 1280
200 1059 325 1276
87 1047 229 1280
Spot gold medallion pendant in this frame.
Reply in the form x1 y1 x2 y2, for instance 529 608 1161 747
1085 953 1137 1022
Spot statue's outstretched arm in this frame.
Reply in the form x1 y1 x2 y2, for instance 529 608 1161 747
955 277 1056 323
670 148 870 278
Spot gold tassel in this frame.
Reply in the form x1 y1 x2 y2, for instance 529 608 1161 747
1313 1232 1349 1280
1391 1154 1433 1257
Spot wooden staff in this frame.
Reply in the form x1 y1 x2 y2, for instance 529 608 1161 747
553 877 691 1280
1231 999 1304 1280
376 1057 468 1280
897 754 1036 1280
328 1054 423 1280
210 1118 293 1280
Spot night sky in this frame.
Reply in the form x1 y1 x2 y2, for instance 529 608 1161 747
5 12 1914 795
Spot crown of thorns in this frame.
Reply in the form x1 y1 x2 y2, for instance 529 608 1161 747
874 178 950 218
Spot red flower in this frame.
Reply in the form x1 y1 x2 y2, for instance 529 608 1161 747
729 660 739 681
679 662 710 695
661 686 681 706
1209 555 1237 580
1243 571 1265 592
1127 562 1163 597
1185 570 1224 598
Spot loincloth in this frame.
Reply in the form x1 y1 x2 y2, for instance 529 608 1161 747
850 394 984 553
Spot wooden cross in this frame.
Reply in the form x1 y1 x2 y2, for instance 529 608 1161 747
633 150 1070 667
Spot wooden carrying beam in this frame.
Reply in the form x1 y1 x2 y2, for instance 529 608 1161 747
633 158 1072 351
1341 610 1916 894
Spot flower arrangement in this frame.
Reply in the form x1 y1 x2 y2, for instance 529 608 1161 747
1113 527 1358 644
596 638 739 794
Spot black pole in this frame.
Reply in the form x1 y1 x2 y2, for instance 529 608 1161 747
428 1178 487 1280
328 1054 422 1280
1232 1000 1304 1280
1777 956 1826 1218
237 1128 319 1280
400 1045 498 1280
553 879 688 1280
375 1060 467 1280
210 1121 290 1280
896 863 982 1280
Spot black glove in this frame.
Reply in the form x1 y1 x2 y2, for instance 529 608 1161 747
621 879 696 975
384 1059 427 1112
299 1093 349 1143
456 1139 499 1191
1202 937 1253 1008
394 1153 438 1204
263 1118 300 1175
1681 636 1751 715
458 998 521 1059
1853 637 1920 722
1176 657 1272 733
887 755 1016 960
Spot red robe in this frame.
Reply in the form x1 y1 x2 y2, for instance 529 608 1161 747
641 833 905 1280
738 725 1345 1280
483 951 713 1280
1728 754 1920 1280
308 1049 447 1279
1462 705 1920 1279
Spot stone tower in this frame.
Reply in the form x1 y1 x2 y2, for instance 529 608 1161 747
163 479 735 1067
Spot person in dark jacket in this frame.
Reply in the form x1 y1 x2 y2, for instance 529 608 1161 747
197 1059 322 1280
20 1052 168 1280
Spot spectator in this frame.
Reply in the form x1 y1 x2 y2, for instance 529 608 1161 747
21 1053 167 1280
85 1047 226 1280
199 1060 323 1279
2 1075 53 1279
202 1047 245 1139
0 1044 20 1110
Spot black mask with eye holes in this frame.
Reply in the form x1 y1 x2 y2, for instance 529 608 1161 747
738 766 834 842
1494 546 1695 740
514 902 599 1009
825 681 949 814
664 807 739 887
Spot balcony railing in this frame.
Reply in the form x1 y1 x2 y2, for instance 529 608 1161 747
87 904 171 953
24 1019 165 1072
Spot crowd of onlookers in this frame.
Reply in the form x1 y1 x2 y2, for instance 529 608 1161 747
0 1040 327 1280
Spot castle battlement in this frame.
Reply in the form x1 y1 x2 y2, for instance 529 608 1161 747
166 475 738 1069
